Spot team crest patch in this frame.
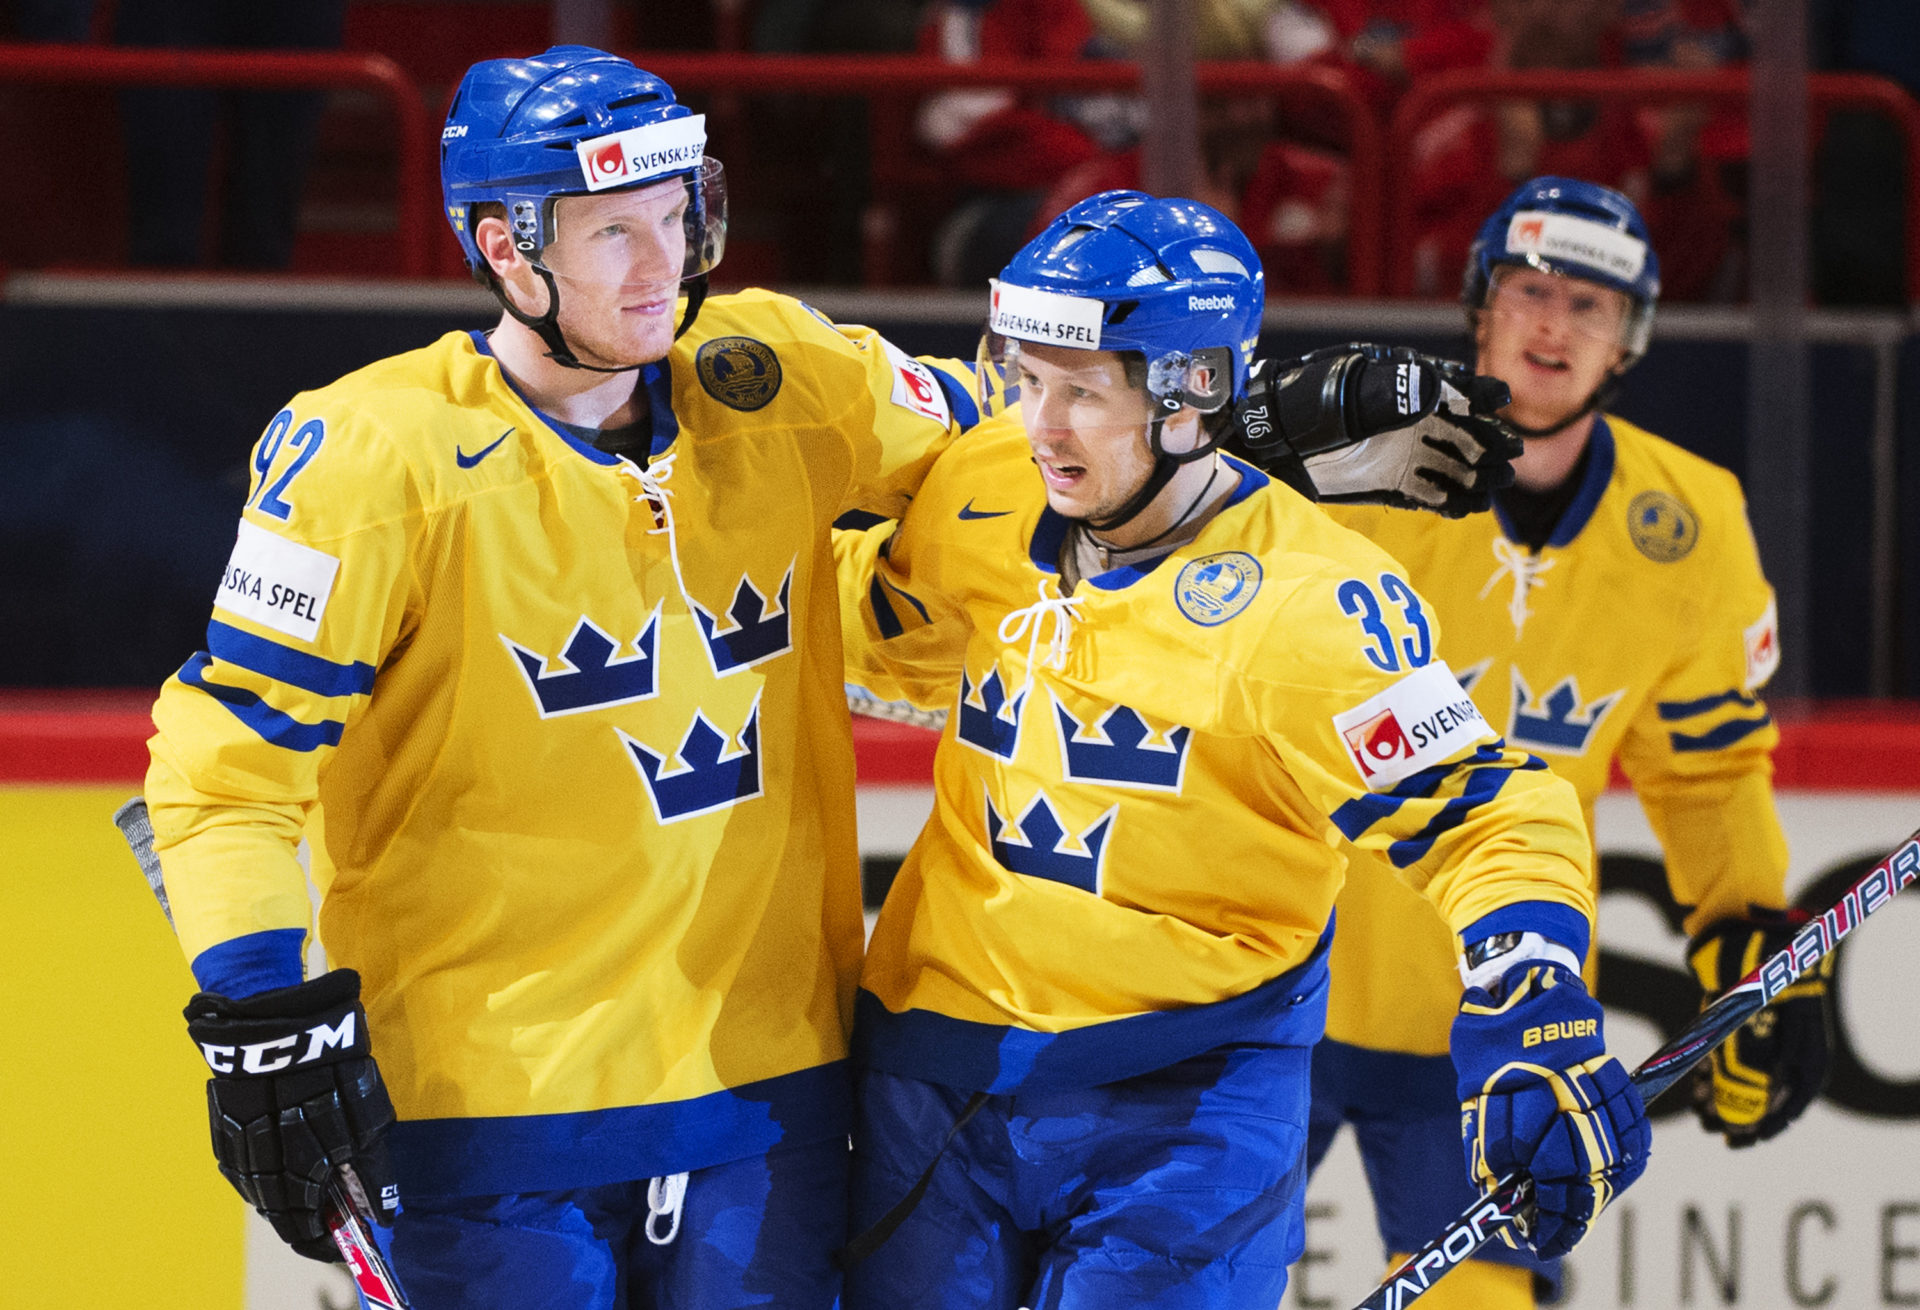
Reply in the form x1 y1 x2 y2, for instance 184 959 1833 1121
1627 490 1698 562
695 337 782 411
1174 552 1262 626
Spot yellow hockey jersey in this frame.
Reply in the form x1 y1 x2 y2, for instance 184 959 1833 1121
837 415 1595 1094
145 291 977 1196
1323 415 1788 1056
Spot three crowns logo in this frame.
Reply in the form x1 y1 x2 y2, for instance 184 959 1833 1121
956 666 1027 760
984 789 1116 895
691 564 794 676
501 609 660 717
1508 667 1623 756
1052 694 1192 792
621 695 764 824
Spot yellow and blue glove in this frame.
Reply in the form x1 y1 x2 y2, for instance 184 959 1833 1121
1452 960 1651 1259
1688 910 1835 1146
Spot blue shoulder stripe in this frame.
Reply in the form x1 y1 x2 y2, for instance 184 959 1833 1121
1656 688 1760 721
933 368 981 432
1330 744 1506 841
179 652 346 752
207 621 376 699
1669 714 1772 753
868 578 905 640
1387 756 1545 868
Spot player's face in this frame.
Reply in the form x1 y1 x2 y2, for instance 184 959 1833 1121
1016 343 1164 521
1476 265 1630 432
541 180 690 367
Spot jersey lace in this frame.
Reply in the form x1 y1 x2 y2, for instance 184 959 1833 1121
1479 536 1554 638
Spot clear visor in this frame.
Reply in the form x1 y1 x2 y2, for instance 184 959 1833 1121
974 331 1228 428
977 333 1159 437
1483 263 1633 348
537 158 727 293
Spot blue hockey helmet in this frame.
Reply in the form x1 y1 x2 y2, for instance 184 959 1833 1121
1463 176 1659 364
984 190 1265 417
440 46 725 283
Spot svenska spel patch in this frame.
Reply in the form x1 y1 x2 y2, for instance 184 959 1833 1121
1745 595 1780 690
988 279 1104 350
215 520 341 644
881 340 951 426
575 114 707 192
1331 661 1495 791
1506 209 1648 282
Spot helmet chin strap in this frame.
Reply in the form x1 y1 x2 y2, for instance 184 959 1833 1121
1080 404 1225 537
1501 373 1622 439
487 267 711 374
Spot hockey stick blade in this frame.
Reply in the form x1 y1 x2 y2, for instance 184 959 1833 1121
1352 827 1920 1310
110 796 414 1309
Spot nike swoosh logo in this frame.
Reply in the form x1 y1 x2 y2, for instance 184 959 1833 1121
456 429 513 469
958 499 1011 520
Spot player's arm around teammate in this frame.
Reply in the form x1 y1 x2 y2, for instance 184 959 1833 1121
145 46 995 1310
830 191 1647 1310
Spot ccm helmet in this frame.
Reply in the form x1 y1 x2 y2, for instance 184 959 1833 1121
441 46 727 368
984 191 1264 530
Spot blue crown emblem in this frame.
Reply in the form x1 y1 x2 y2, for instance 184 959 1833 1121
1052 694 1192 792
1508 668 1623 755
956 666 1027 760
984 789 1115 895
692 564 794 675
502 609 660 717
622 697 764 824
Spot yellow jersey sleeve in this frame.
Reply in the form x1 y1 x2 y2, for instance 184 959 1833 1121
1243 563 1597 945
147 403 426 972
1616 480 1788 933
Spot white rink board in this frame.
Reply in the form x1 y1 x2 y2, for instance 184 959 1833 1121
1288 791 1920 1310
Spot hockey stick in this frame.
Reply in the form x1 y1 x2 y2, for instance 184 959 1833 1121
1352 827 1920 1310
111 797 413 1310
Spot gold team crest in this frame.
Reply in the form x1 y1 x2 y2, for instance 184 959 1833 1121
696 336 782 411
1175 552 1262 626
1626 490 1699 562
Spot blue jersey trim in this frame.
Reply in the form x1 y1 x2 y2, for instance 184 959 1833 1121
468 330 622 467
206 621 376 699
641 357 679 458
1025 455 1270 589
934 367 981 432
388 1061 853 1198
1330 744 1506 841
1460 901 1591 964
1656 688 1761 721
1492 418 1616 548
1385 756 1544 868
179 653 345 752
190 928 307 998
1670 713 1772 752
853 929 1330 1095
868 577 905 639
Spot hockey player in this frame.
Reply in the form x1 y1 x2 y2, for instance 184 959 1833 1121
1305 177 1835 1308
833 191 1650 1310
142 47 1527 1308
142 45 989 1308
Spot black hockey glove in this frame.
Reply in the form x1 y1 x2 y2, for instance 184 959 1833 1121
184 968 399 1261
1228 344 1519 517
1688 911 1835 1146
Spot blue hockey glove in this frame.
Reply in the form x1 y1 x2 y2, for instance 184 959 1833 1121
1689 910 1835 1146
184 968 399 1262
1452 960 1650 1259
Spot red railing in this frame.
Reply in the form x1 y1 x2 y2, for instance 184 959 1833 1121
1387 68 1920 299
0 43 438 277
606 54 1388 293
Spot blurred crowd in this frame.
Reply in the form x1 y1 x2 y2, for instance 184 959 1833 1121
0 0 1915 302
